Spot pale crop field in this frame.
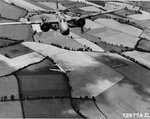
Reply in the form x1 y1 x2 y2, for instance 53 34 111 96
95 18 142 37
87 27 139 48
0 101 23 118
124 51 150 68
0 52 44 76
140 29 150 40
34 30 85 50
0 75 19 99
55 51 124 98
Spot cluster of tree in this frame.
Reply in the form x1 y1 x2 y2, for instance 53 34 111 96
47 56 56 64
51 43 62 48
0 40 24 49
0 15 18 22
134 37 150 52
10 2 28 12
118 52 150 70
93 39 133 53
51 43 93 52
0 37 17 41
135 47 150 53
0 95 15 101
124 7 142 14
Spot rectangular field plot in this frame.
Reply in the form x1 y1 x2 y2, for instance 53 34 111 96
55 51 124 98
72 99 104 119
0 25 33 41
94 18 142 37
17 58 69 97
34 31 84 50
0 44 33 58
95 78 150 119
0 75 19 99
23 99 80 118
87 27 139 48
0 38 16 48
86 52 127 68
18 74 69 97
123 51 150 69
0 101 23 118
140 29 150 40
0 0 26 20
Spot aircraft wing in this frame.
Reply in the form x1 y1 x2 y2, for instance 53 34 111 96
80 7 125 19
66 7 125 22
0 19 59 26
0 21 41 26
32 9 56 14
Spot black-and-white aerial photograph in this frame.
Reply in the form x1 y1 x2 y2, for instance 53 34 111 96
0 0 149 118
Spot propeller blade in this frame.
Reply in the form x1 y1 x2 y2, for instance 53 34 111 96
81 27 84 34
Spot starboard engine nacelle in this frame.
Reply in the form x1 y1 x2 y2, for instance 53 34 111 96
75 18 86 28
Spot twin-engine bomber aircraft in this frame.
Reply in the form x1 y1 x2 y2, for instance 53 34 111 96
0 0 124 35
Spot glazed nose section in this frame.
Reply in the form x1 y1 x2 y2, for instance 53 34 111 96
61 28 70 35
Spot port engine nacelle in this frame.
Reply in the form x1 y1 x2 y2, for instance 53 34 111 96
40 23 52 32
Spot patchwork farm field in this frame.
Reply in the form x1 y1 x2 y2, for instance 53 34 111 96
95 78 150 119
17 58 69 97
0 38 17 47
123 51 150 68
0 25 34 41
0 101 23 118
86 52 127 68
140 29 150 40
23 99 80 118
53 51 124 98
0 0 26 20
0 44 33 58
72 99 104 119
135 38 150 51
0 75 19 99
87 27 139 48
34 30 85 50
95 18 142 37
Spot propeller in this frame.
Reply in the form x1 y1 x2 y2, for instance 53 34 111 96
81 27 84 34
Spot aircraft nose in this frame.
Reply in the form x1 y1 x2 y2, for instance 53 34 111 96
62 28 70 35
